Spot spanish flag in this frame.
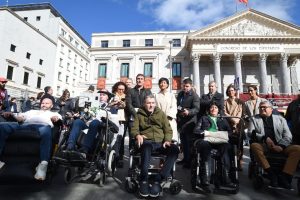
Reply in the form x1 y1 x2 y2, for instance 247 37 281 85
238 0 248 6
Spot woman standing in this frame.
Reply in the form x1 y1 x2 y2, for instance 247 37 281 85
155 77 178 141
244 85 267 118
224 84 245 170
110 81 128 166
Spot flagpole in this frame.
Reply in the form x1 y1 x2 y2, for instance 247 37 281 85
235 0 238 13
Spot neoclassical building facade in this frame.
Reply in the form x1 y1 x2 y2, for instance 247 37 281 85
91 9 300 95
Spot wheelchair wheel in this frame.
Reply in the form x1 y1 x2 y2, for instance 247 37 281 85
64 168 72 184
108 150 116 176
125 179 138 193
253 175 264 190
169 180 182 195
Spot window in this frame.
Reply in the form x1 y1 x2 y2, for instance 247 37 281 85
72 79 75 86
172 62 181 77
120 63 129 77
10 44 16 52
172 39 181 47
98 63 107 78
67 63 70 71
60 44 64 53
58 72 62 80
69 36 73 43
59 58 63 67
123 40 130 47
39 59 43 65
144 63 152 77
74 66 77 75
68 50 71 58
60 28 66 36
37 77 42 88
80 70 82 78
85 74 88 81
57 86 61 95
36 16 41 21
75 41 79 48
74 54 77 63
6 66 14 80
23 72 29 85
24 17 28 21
101 40 108 48
66 75 69 83
145 39 153 47
26 52 31 59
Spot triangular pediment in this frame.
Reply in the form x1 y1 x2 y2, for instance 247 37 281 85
189 9 300 38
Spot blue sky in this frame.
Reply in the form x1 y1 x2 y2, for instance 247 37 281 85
2 0 300 44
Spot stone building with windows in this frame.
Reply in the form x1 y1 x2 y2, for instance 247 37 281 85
0 3 90 100
91 9 300 95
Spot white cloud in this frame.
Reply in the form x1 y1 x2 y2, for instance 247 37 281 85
137 0 297 30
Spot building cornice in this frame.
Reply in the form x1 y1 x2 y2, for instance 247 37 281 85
90 46 166 52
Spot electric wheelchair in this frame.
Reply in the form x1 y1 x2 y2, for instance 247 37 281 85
52 106 120 187
248 131 300 195
190 116 245 194
125 143 182 196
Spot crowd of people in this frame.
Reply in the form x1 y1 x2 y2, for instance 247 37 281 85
0 74 300 196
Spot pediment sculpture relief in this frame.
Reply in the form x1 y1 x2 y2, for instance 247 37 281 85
204 19 292 37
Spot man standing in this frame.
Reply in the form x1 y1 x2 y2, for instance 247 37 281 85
131 95 179 197
249 100 300 189
199 81 224 117
176 78 200 168
0 98 62 181
285 91 300 144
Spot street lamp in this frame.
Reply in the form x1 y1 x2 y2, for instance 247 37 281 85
169 40 173 92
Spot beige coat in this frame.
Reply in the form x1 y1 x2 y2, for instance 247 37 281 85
224 98 245 130
155 91 178 141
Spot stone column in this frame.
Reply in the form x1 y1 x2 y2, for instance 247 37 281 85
192 53 200 95
259 53 268 94
280 53 291 94
213 53 222 93
234 53 243 93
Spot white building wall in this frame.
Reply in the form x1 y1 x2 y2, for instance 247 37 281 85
0 9 56 100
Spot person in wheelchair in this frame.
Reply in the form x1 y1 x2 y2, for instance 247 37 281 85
249 100 300 189
131 94 179 197
0 98 62 181
193 102 235 188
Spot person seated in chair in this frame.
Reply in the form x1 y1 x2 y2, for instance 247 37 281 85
131 94 179 198
249 100 300 189
0 98 62 181
193 102 234 188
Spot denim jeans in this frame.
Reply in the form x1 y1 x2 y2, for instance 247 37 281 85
67 119 88 150
81 119 104 152
139 140 179 182
0 123 52 161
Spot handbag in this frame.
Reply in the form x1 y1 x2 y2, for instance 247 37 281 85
203 130 229 144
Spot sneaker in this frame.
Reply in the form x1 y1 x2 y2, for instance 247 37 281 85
0 161 5 170
150 182 162 197
139 181 149 197
34 161 48 181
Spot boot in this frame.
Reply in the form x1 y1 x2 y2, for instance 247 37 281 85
223 169 236 188
265 168 278 188
278 172 292 190
200 162 209 186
